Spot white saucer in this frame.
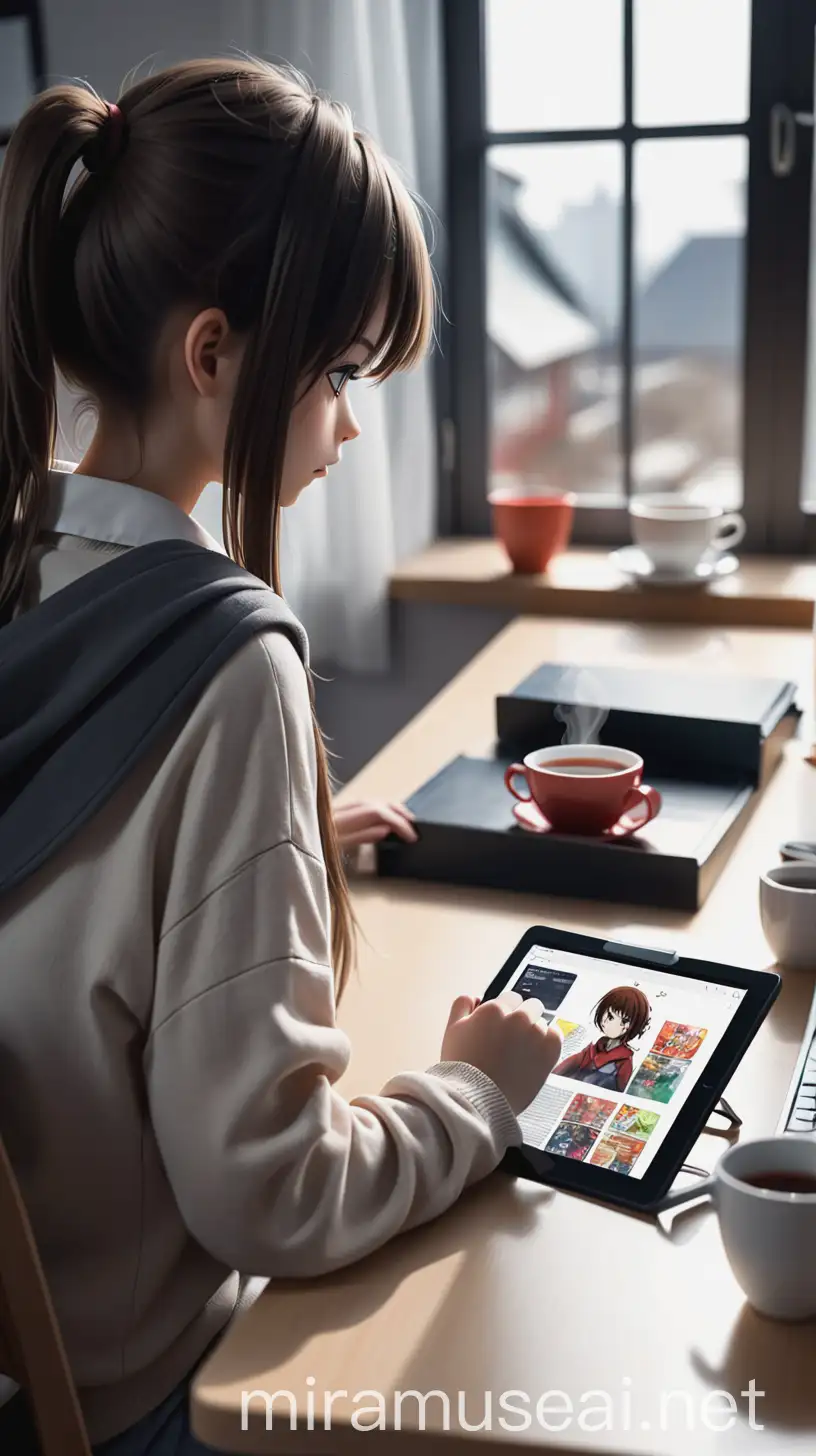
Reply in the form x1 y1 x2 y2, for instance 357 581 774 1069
610 546 740 589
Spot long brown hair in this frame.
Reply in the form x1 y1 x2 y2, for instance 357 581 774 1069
0 58 434 1000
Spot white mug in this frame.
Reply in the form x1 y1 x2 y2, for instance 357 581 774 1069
629 497 745 574
760 863 816 971
657 1136 816 1320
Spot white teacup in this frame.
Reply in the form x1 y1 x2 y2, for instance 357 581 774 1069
760 863 816 971
658 1136 816 1320
629 497 745 575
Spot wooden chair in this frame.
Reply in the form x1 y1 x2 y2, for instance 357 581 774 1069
0 1131 91 1454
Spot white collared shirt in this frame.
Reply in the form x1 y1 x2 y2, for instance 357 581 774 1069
47 462 225 555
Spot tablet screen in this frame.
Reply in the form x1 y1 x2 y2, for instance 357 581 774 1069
507 942 747 1180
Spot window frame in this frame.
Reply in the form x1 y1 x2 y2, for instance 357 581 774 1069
442 0 816 554
0 0 45 150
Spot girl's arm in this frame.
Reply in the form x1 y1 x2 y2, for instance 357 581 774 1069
144 629 520 1278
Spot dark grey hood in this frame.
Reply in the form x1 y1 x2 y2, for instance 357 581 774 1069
0 538 308 898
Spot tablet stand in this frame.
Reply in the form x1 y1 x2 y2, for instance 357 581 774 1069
664 1099 742 1197
710 1095 742 1129
677 1099 742 1178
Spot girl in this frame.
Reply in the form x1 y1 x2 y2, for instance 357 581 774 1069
0 60 562 1455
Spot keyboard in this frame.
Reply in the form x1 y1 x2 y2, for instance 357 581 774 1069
779 985 816 1133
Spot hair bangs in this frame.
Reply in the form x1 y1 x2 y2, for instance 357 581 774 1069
361 139 435 380
301 131 435 389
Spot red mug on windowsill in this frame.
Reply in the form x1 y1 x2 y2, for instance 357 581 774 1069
489 489 575 574
505 744 662 836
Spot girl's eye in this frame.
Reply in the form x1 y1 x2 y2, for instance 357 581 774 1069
327 365 360 397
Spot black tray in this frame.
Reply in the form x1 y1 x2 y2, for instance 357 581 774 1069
376 754 755 911
495 663 798 786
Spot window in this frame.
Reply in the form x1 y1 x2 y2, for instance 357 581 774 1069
0 0 43 191
0 2 42 142
443 0 816 552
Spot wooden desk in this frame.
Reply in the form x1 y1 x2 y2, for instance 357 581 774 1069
193 619 816 1456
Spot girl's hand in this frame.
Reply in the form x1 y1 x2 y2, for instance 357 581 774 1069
440 991 563 1115
333 799 418 849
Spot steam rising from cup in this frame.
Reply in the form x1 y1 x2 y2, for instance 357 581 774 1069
553 668 610 746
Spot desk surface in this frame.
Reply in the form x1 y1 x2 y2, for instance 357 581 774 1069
193 619 816 1456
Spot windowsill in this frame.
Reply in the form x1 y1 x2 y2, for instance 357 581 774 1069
390 540 816 629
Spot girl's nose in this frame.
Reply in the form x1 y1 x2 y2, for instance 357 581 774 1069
340 396 362 443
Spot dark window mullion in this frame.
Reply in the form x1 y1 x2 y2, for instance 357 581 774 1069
28 0 45 92
764 0 816 551
444 0 490 534
622 0 634 502
487 122 748 147
739 0 816 553
0 1 45 150
740 0 782 551
487 128 624 147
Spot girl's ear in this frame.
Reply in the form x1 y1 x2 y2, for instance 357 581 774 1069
183 307 235 397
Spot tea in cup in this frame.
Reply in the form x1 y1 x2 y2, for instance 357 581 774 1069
657 1135 816 1320
504 744 661 836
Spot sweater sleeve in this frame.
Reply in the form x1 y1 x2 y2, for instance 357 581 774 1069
144 629 520 1277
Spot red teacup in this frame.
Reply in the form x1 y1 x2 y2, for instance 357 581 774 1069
505 744 661 836
489 490 575 574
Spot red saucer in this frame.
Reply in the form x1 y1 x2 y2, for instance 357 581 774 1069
512 800 645 839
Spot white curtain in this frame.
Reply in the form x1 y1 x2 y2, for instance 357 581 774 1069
203 0 443 670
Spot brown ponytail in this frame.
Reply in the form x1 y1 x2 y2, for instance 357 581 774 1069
0 60 434 1000
0 87 110 613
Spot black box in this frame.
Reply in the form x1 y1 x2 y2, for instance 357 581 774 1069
376 754 755 911
495 664 798 786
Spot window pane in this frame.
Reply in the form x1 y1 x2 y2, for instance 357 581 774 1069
635 0 750 128
0 18 35 132
487 145 623 502
633 138 746 507
486 1 623 133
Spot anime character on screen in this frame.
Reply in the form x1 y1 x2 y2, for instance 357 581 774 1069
553 986 651 1093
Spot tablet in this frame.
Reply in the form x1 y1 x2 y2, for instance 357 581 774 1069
482 926 780 1213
